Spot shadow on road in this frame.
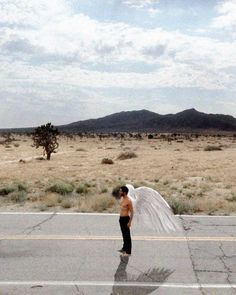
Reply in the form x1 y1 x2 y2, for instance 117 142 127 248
111 255 174 295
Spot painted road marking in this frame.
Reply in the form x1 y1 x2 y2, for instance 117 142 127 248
0 281 236 289
0 235 236 241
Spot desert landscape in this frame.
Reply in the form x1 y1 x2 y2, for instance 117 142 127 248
0 132 235 215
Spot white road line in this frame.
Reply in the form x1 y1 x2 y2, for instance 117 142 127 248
1 235 236 241
0 212 236 218
0 212 119 216
0 281 235 289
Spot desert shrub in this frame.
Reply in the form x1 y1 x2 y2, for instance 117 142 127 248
100 187 108 193
169 198 194 215
0 182 27 196
204 145 222 151
76 184 89 194
117 152 137 160
183 183 191 189
76 194 116 213
10 191 27 203
226 193 236 202
84 182 92 188
43 193 62 207
197 191 204 197
76 148 87 152
101 158 114 164
225 184 232 189
163 180 169 186
39 205 47 211
92 195 116 212
14 143 20 148
46 182 74 195
17 183 27 192
61 199 72 209
171 186 178 191
200 184 211 193
185 192 192 199
36 156 45 161
0 185 16 196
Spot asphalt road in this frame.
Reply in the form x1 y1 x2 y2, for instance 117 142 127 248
0 212 236 295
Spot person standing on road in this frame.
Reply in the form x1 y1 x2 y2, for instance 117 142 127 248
118 186 133 256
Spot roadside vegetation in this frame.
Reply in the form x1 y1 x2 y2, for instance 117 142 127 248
0 132 235 214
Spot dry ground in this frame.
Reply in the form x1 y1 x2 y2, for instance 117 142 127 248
0 134 236 215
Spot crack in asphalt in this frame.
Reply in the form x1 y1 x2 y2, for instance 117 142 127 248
218 242 236 293
73 254 87 282
180 218 206 295
186 239 206 295
22 211 57 235
179 216 193 231
74 284 84 295
203 224 236 227
180 217 236 295
195 269 228 273
72 236 89 292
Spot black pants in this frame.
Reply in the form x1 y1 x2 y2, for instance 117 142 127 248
119 216 132 255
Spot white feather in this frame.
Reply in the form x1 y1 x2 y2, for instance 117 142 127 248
126 184 182 233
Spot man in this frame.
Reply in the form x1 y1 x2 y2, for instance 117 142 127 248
118 186 133 256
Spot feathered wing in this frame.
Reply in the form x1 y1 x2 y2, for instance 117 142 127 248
126 184 182 233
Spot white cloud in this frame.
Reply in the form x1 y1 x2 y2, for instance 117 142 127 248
212 0 236 36
122 0 159 9
120 0 160 16
0 0 236 127
0 1 236 93
148 7 160 17
0 0 70 27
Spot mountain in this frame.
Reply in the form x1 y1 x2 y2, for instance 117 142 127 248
1 108 236 133
59 108 236 133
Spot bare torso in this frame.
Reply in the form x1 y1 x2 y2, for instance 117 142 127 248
120 197 132 216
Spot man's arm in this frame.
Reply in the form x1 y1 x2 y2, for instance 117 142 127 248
127 200 134 228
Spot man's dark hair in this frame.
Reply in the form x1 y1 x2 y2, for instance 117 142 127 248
120 186 129 194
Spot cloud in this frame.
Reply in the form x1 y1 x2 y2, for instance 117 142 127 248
142 44 167 58
121 0 159 9
212 0 236 35
148 7 160 17
2 38 42 55
0 0 236 128
0 2 236 93
120 0 160 16
0 0 70 27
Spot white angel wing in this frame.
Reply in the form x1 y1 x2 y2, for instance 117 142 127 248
126 184 182 233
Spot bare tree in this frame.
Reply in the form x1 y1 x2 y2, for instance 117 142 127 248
32 123 59 160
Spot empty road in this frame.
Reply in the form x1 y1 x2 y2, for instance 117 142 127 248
0 212 236 294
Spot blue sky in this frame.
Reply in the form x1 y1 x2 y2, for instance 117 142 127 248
0 0 236 127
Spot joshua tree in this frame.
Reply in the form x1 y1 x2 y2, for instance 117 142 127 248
32 123 59 160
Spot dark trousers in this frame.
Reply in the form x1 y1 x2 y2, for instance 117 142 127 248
119 216 132 255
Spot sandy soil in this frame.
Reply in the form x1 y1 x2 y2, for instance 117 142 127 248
0 134 236 215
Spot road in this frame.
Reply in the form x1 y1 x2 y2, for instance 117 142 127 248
0 212 236 295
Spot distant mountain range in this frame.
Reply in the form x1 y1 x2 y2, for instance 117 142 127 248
1 109 236 133
59 108 236 133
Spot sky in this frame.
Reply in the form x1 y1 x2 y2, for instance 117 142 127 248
0 0 236 127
